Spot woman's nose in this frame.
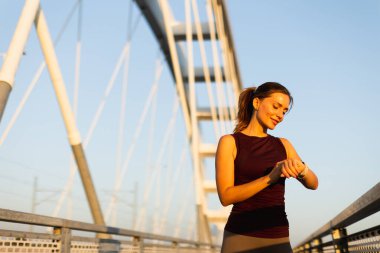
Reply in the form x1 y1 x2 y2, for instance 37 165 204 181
276 112 283 120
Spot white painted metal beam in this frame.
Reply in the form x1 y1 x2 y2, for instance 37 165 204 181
173 22 212 40
199 143 217 157
196 107 232 120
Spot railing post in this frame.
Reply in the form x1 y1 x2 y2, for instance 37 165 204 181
298 245 305 253
53 227 71 253
332 228 348 253
312 238 323 253
99 238 120 253
172 241 178 252
304 242 311 253
133 236 144 253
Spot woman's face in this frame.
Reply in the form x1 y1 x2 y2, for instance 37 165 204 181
254 92 290 130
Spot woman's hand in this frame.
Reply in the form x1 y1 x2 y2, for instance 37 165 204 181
268 162 284 184
269 159 306 183
279 138 319 190
279 158 305 178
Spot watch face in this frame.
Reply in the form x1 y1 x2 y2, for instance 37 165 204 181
297 173 305 180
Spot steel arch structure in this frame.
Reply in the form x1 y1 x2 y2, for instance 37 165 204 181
0 0 242 244
135 0 242 243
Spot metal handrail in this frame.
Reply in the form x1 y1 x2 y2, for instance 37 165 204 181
0 208 220 251
294 182 380 252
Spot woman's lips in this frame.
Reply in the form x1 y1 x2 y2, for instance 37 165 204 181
271 119 279 125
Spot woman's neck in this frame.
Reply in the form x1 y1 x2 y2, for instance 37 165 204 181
241 118 267 137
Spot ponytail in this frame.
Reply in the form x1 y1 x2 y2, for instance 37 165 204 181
234 87 256 133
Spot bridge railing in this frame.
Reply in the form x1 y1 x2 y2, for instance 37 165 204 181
294 182 380 253
0 208 220 253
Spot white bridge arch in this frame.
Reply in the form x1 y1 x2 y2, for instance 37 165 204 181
0 0 242 244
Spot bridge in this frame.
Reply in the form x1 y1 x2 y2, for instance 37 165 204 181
0 0 379 252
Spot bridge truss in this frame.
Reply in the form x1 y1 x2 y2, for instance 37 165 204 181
0 0 242 244
135 0 242 243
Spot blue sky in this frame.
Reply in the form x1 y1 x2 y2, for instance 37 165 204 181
0 0 379 246
226 0 380 245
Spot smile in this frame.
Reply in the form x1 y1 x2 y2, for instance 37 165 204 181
271 119 279 125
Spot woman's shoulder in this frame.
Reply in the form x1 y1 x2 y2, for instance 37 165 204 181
278 137 292 146
217 134 238 149
219 134 236 144
217 134 237 157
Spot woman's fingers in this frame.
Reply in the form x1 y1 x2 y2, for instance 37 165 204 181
287 159 300 177
275 160 303 179
281 159 298 178
276 159 305 180
281 160 292 178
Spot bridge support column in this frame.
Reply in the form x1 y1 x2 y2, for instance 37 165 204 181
0 0 40 123
0 81 11 122
196 204 211 243
332 228 348 253
34 7 109 238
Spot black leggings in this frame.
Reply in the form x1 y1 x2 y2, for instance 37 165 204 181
221 230 293 253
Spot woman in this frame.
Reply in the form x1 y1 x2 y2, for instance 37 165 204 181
216 82 318 253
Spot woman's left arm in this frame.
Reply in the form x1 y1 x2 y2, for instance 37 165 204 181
280 138 319 190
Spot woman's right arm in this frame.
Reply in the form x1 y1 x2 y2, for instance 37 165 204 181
215 135 283 207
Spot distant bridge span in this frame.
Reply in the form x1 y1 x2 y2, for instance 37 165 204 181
0 0 242 245
135 0 242 243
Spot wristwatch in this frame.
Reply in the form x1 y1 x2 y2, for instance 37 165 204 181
297 163 309 180
297 170 306 180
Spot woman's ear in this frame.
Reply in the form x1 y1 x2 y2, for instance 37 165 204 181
253 97 260 111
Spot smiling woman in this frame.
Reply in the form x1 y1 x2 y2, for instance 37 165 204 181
215 82 318 252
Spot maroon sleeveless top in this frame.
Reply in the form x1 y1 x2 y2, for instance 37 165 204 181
224 132 289 238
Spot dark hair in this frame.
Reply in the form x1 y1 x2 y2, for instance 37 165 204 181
234 82 293 133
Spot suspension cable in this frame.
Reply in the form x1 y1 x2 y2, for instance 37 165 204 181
111 0 135 226
134 95 179 231
54 2 142 218
106 57 164 222
159 142 188 232
174 177 195 237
